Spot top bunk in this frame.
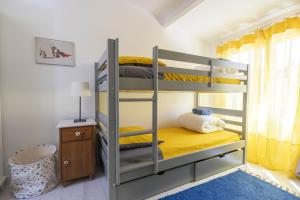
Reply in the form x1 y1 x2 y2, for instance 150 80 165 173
95 39 249 93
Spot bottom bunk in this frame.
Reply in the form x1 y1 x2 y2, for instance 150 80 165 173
100 127 245 200
118 127 241 165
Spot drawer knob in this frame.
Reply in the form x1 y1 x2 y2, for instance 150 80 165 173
75 132 81 136
64 160 70 165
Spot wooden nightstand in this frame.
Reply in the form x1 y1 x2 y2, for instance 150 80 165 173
57 119 97 186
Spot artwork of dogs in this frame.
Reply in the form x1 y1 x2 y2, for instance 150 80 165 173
35 37 75 66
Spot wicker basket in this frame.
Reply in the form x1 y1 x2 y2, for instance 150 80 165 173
8 145 58 199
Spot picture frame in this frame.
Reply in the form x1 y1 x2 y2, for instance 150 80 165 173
35 37 75 66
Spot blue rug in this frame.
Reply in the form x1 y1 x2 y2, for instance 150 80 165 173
160 170 300 200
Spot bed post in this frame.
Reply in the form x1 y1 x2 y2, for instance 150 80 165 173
194 92 199 108
107 38 119 200
94 62 99 120
114 39 120 186
152 46 159 174
242 64 250 164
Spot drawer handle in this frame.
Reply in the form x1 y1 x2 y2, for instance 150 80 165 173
75 132 81 137
64 160 70 165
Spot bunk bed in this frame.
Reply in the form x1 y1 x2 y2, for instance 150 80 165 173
95 39 249 200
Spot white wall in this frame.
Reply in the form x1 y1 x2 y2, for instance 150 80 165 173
0 97 4 182
0 0 208 173
0 9 5 181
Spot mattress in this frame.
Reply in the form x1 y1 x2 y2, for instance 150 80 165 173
119 65 241 85
163 72 241 85
119 127 241 166
158 127 241 159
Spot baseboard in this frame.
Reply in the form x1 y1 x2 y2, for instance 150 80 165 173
0 176 7 190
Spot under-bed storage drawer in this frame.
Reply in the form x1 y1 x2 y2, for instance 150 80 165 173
195 150 243 181
118 163 195 200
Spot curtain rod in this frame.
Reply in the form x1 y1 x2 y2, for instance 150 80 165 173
215 3 300 46
254 12 299 32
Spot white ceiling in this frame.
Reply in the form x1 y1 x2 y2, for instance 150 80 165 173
129 0 182 17
128 0 300 42
129 0 205 26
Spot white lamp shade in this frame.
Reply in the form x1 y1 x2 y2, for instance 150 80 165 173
71 81 91 97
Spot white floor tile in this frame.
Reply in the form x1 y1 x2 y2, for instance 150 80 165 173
61 180 84 199
39 186 61 200
62 194 85 200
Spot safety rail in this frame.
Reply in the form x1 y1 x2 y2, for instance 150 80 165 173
197 106 243 117
158 66 247 80
97 111 108 128
157 49 248 70
96 48 108 71
119 98 153 102
97 68 108 81
157 49 248 88
221 119 243 126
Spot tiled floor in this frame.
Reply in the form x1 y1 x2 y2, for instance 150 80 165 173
0 170 108 200
0 163 299 200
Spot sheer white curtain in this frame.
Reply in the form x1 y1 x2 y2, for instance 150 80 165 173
216 29 300 176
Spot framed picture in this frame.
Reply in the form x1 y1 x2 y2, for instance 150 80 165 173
35 37 75 66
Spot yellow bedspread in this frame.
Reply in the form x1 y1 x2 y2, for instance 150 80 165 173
158 127 240 159
164 73 241 85
118 126 240 159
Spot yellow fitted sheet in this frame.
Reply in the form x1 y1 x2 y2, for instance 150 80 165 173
164 73 241 85
119 126 152 145
158 127 240 159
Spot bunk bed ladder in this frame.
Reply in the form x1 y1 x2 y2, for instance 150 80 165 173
115 46 159 186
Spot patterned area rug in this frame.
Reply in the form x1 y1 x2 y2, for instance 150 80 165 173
160 170 300 200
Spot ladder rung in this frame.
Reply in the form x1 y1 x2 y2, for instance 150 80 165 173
119 98 153 102
119 129 153 137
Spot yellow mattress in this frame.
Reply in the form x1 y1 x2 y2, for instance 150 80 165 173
158 127 240 159
163 73 241 85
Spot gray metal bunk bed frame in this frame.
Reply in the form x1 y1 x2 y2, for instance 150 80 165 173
95 39 249 200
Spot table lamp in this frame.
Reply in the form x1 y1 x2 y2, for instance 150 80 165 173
71 81 91 123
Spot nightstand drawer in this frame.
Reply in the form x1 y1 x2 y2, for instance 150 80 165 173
61 126 93 142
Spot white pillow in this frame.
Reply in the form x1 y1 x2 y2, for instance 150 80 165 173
178 113 226 133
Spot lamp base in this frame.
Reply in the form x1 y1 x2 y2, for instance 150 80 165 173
74 119 87 123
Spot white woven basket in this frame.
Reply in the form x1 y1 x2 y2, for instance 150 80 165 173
8 144 58 199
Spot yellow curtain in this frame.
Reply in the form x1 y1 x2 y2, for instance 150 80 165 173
217 17 300 177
